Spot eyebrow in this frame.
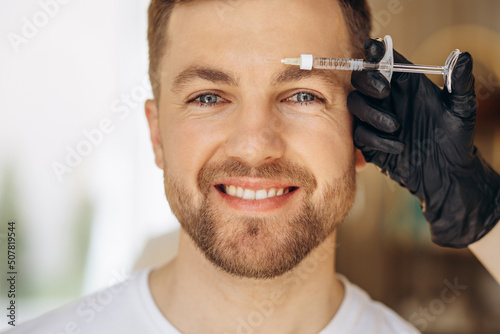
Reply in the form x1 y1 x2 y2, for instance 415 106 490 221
271 66 345 89
171 64 346 93
172 66 238 93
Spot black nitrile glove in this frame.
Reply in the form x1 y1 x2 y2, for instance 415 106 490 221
347 38 500 248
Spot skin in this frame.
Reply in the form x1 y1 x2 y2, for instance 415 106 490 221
145 0 366 333
469 222 500 284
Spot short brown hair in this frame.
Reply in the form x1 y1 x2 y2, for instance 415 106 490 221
147 0 371 100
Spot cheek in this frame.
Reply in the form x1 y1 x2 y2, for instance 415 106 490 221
286 109 354 180
161 115 225 185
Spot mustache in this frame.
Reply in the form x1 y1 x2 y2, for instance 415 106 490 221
197 158 318 195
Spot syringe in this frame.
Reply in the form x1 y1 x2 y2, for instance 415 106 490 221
280 36 461 93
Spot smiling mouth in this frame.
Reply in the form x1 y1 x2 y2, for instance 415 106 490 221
215 184 299 200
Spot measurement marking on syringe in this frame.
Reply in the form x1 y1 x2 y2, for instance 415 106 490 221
317 58 350 69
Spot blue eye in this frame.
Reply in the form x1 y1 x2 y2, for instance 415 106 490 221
198 94 220 104
296 92 316 102
189 93 229 108
286 92 323 105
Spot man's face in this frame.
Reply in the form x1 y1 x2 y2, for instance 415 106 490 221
146 0 363 279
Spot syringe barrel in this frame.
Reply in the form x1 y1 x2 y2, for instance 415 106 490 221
313 57 364 71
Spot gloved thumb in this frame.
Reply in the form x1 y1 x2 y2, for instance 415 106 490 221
452 52 475 95
449 52 476 117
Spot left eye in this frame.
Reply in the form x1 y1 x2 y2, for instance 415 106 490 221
196 93 223 104
286 92 321 104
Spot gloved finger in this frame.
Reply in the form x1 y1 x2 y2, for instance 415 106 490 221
351 69 390 99
354 122 405 155
364 39 385 62
347 90 400 133
451 52 475 97
447 52 477 123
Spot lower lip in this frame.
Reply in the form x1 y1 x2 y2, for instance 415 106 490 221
214 186 300 213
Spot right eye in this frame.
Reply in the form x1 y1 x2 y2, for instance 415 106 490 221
189 93 229 107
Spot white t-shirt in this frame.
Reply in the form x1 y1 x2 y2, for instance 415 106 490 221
4 269 420 334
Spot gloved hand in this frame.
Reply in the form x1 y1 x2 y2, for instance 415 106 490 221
347 38 500 248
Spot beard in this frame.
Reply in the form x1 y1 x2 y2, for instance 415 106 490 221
163 158 356 279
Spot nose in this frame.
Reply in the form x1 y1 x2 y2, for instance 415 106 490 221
223 101 286 167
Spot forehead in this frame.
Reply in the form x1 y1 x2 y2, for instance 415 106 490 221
162 0 352 84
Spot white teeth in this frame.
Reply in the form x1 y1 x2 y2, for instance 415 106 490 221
255 189 267 200
227 185 237 196
222 185 294 200
243 189 256 200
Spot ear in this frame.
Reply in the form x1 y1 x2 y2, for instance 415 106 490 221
145 99 165 170
354 148 366 171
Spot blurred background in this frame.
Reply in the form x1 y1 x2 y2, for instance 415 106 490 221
0 0 499 333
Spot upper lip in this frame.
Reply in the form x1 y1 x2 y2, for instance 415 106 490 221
214 178 298 191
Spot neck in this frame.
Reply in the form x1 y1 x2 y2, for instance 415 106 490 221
149 229 344 334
